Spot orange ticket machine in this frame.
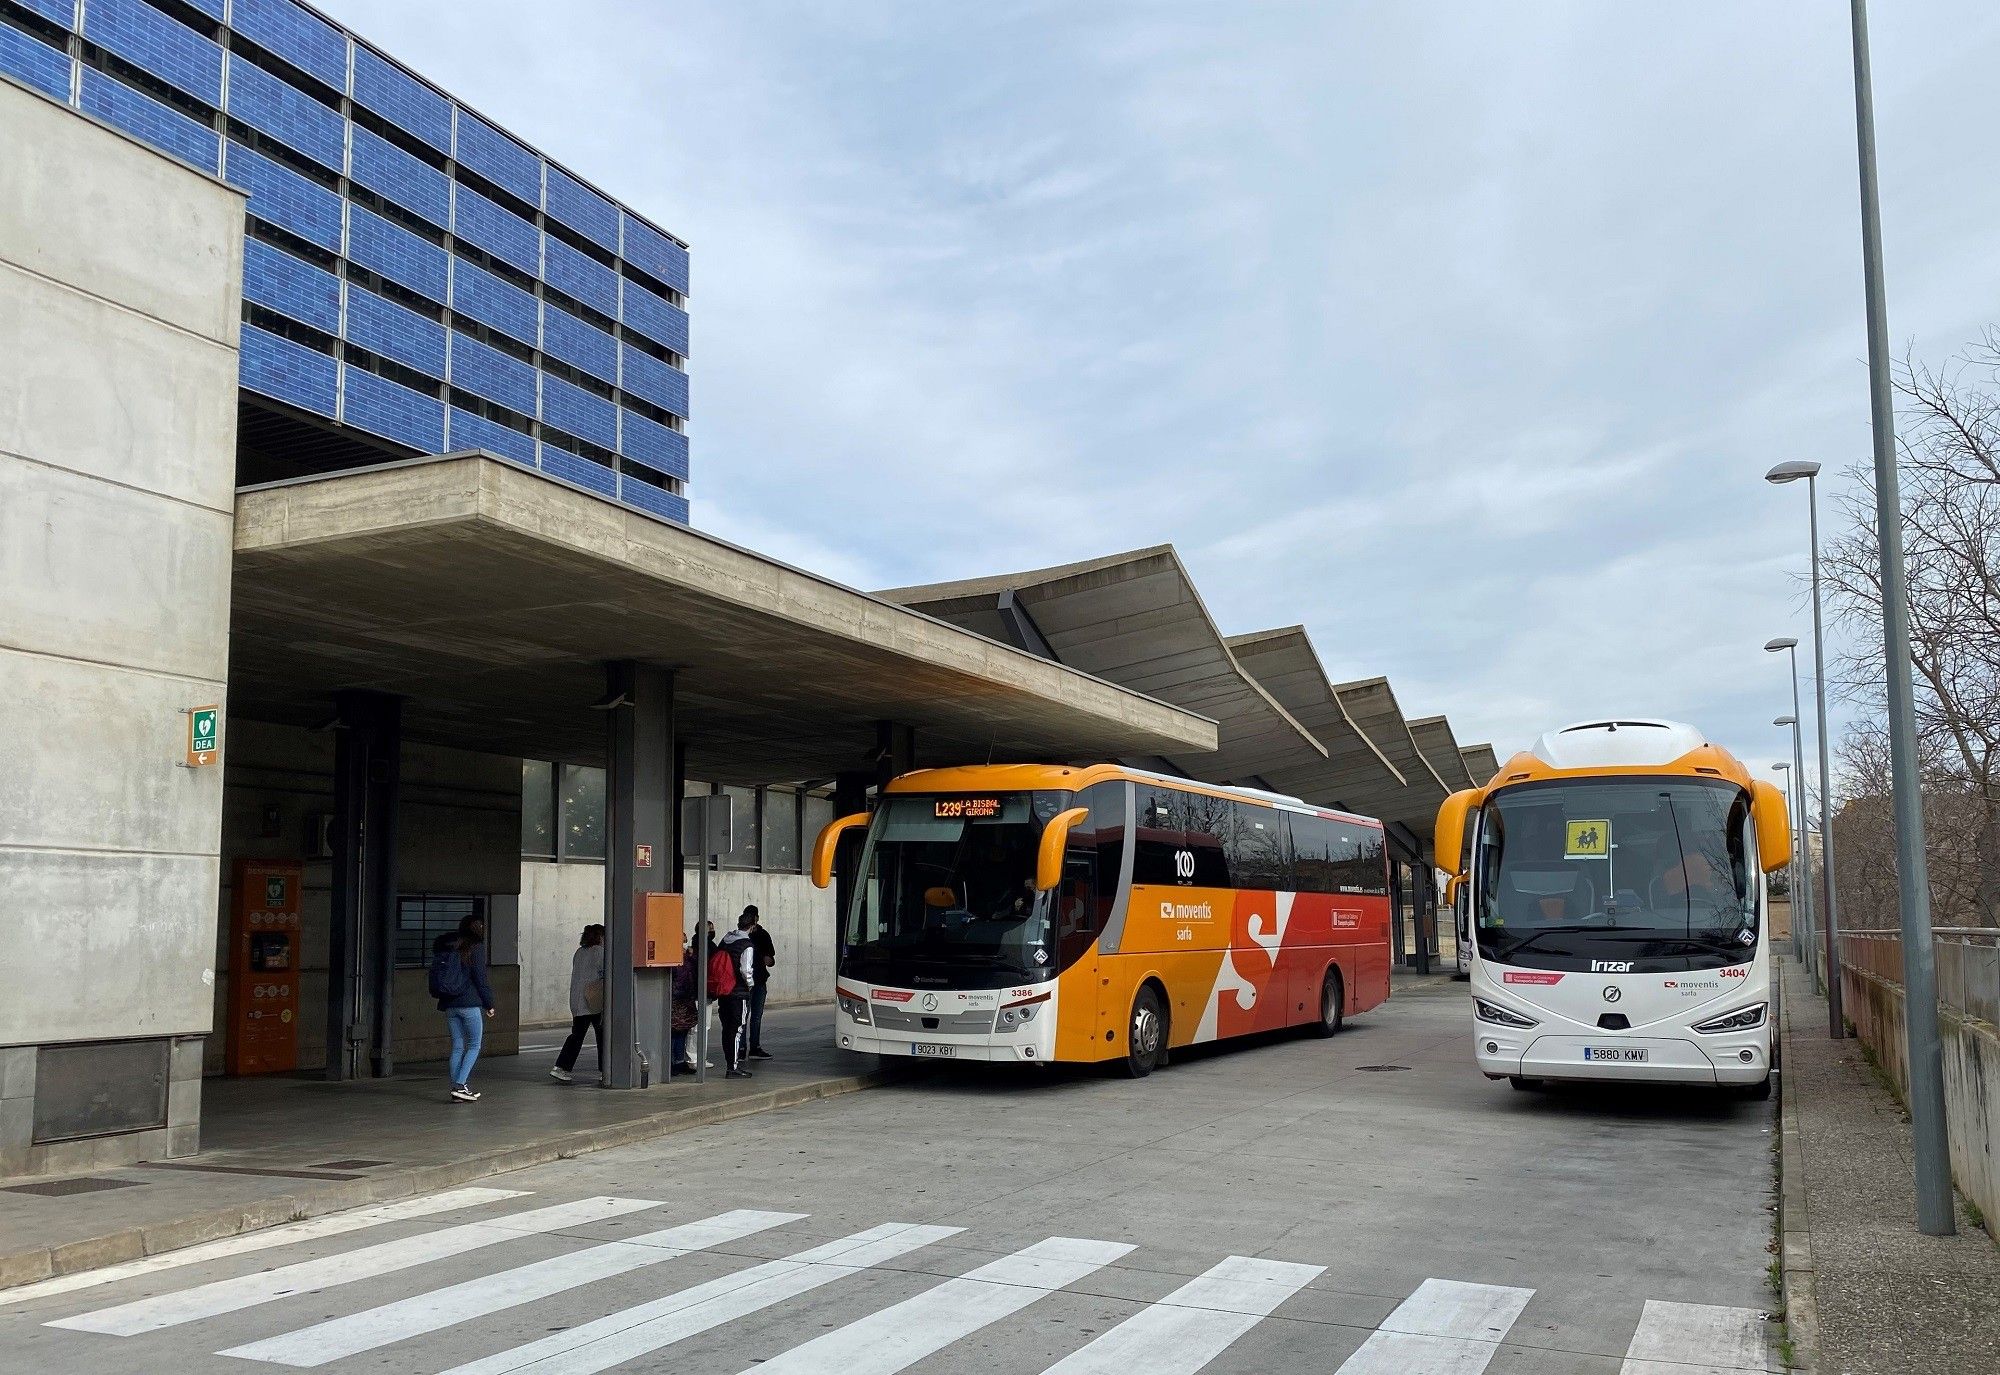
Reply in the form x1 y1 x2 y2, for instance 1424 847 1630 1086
226 858 303 1075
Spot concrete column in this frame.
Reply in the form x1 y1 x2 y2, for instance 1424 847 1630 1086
874 721 916 789
603 662 675 1089
324 691 402 1082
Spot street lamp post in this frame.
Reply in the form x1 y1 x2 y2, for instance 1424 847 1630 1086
1839 0 1954 1236
1766 635 1836 1032
1772 762 1802 958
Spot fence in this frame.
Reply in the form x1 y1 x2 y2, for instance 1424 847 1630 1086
1839 928 2000 1025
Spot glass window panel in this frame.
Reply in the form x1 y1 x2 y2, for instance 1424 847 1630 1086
560 764 606 860
761 788 800 872
721 785 760 869
521 759 554 858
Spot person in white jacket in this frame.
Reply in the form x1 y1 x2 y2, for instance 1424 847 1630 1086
549 924 605 1084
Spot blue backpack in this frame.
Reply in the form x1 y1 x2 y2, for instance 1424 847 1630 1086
429 947 470 1001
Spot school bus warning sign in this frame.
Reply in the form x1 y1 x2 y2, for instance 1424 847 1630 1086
1565 819 1609 859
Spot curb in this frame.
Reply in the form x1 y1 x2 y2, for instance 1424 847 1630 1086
1776 970 1822 1373
0 1070 891 1293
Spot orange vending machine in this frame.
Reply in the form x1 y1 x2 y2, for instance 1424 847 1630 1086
226 858 303 1075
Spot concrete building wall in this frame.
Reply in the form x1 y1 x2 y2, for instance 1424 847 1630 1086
0 78 243 1177
211 721 525 1075
518 863 836 1026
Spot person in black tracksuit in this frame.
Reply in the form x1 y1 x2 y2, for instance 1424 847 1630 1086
738 907 776 1059
716 924 757 1078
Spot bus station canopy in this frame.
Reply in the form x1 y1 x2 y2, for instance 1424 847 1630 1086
884 547 1494 847
227 455 1218 784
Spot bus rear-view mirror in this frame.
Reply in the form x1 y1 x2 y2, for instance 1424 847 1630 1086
1749 780 1792 874
1035 808 1090 892
1433 788 1484 883
810 812 870 889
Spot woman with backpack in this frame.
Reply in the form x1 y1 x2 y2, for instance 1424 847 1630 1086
715 921 757 1079
429 914 496 1102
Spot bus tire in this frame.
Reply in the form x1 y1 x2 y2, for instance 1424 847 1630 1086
1312 968 1344 1038
1508 1076 1541 1091
1123 986 1166 1078
1735 1076 1773 1102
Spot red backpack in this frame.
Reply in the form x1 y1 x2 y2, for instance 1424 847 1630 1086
707 946 737 997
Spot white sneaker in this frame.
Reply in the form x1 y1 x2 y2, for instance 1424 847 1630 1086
450 1085 476 1102
549 1067 573 1083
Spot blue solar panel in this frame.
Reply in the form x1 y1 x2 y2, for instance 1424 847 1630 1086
541 376 618 450
350 124 449 227
343 368 445 452
453 184 540 277
454 109 541 205
447 408 537 466
227 57 343 172
240 324 338 416
620 411 690 482
225 142 341 250
80 70 220 175
541 306 616 383
618 477 690 525
243 237 340 333
230 0 347 93
1 24 71 101
351 43 449 150
347 206 448 302
450 256 538 347
540 446 617 497
346 286 446 379
83 0 223 107
449 332 538 415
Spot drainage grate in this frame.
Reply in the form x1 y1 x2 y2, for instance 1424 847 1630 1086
308 1159 391 1170
1355 1064 1413 1072
3 1176 145 1197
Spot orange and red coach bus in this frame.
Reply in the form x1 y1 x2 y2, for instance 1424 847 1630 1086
812 763 1392 1076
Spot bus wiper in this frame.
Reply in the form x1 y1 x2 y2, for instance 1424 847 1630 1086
1498 924 1641 953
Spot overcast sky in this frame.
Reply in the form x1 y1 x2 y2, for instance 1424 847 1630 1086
323 1 2000 789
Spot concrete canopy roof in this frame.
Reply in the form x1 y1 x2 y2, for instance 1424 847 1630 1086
1222 627 1413 818
1330 678 1453 833
227 456 1217 783
882 546 1327 784
1461 744 1501 786
1409 715 1479 791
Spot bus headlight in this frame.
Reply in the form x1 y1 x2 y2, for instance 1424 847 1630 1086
1474 997 1538 1029
837 992 872 1025
995 1003 1042 1031
1692 1002 1767 1034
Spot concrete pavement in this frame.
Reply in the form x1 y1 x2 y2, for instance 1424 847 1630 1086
0 974 1782 1373
1776 954 2000 1375
0 1004 877 1290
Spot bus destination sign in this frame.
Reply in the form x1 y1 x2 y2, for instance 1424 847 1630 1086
935 796 1004 820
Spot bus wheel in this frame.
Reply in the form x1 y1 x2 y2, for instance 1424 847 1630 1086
1508 1076 1542 1091
1123 987 1165 1078
1312 970 1344 1038
1735 1076 1773 1102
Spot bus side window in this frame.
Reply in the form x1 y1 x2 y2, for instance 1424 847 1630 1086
1131 786 1185 885
1226 802 1292 890
1174 792 1234 887
1292 813 1336 894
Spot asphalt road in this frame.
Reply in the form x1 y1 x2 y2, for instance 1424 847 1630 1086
0 977 1778 1373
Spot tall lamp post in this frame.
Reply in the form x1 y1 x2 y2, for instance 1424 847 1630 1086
1772 700 1811 966
1772 762 1802 958
1840 0 1954 1236
1763 492 1845 1038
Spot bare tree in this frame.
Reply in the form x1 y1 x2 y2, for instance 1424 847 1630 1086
1821 333 2000 927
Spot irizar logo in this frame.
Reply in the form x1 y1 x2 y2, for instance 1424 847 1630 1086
1591 960 1634 973
1160 900 1215 922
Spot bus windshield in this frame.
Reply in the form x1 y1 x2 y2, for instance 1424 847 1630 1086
840 792 1071 985
1474 778 1758 972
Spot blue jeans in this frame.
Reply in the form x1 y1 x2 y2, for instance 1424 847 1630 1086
446 1007 484 1085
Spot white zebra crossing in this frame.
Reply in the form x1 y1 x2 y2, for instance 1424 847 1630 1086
19 1191 1777 1375
49 1195 660 1336
745 1235 1135 1375
0 1187 529 1309
1331 1277 1536 1375
434 1221 965 1375
1620 1299 1776 1374
1040 1254 1326 1375
217 1208 803 1367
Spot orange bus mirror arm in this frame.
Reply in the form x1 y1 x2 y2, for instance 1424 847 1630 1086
1433 788 1484 885
810 813 871 889
1035 808 1090 892
1749 780 1792 874
1444 873 1466 909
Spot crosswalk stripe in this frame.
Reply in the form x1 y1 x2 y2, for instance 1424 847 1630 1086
1040 1255 1325 1375
436 1222 965 1375
0 1188 528 1309
746 1235 1135 1375
216 1209 804 1368
1619 1300 1774 1374
1332 1278 1535 1375
48 1196 661 1337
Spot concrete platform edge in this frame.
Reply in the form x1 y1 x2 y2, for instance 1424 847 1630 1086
1777 962 1823 1373
0 1068 892 1293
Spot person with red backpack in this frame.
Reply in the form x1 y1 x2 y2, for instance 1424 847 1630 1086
714 921 757 1078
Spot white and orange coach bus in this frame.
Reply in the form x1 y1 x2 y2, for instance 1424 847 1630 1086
811 763 1392 1076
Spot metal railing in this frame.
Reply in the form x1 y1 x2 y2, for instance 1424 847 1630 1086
1840 928 2000 1026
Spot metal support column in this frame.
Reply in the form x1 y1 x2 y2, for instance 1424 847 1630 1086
363 695 402 1079
602 661 675 1090
324 690 402 1081
325 709 367 1082
1414 847 1434 976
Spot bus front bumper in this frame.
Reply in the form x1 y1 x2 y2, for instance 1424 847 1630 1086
1474 1029 1770 1086
836 1027 1051 1063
